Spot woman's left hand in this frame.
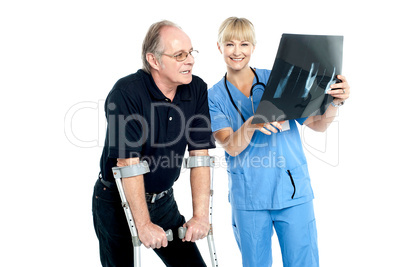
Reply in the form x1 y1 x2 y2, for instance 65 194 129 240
328 75 350 104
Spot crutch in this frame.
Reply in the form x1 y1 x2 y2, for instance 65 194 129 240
179 156 218 267
112 161 173 267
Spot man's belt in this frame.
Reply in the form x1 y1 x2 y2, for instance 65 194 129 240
145 188 173 203
99 173 172 204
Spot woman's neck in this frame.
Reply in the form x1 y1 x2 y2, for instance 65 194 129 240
226 66 254 97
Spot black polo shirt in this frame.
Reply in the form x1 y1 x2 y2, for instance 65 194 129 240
100 69 215 193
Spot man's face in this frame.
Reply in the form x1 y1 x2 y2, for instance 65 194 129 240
158 27 194 87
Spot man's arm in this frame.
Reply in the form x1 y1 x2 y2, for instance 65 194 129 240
117 158 168 249
182 149 211 242
304 75 350 132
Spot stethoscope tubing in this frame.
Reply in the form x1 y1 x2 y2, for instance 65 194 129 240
224 67 266 123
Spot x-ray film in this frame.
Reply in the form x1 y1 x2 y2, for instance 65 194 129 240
252 33 343 124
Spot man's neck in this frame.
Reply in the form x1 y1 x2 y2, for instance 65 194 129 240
151 71 177 101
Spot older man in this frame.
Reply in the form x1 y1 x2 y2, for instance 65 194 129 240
92 20 215 266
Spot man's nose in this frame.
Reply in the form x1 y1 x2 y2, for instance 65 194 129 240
184 54 195 64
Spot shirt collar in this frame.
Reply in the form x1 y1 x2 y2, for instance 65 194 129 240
177 84 191 101
140 69 191 102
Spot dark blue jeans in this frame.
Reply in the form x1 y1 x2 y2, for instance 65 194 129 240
92 178 207 267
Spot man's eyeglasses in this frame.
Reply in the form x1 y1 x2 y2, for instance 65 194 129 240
160 50 199 62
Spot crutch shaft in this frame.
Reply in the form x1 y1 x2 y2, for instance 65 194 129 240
207 234 218 267
182 156 218 267
178 226 218 267
112 164 174 267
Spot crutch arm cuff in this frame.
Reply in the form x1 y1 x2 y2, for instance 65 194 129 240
112 161 150 179
184 156 215 168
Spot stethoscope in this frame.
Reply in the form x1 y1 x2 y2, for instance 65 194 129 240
224 67 266 123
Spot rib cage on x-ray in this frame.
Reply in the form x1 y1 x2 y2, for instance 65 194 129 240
252 34 343 124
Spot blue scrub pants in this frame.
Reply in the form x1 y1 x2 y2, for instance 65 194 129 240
232 201 319 267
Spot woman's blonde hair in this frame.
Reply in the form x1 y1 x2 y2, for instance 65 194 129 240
217 17 256 45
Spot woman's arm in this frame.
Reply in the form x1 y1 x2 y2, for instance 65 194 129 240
304 75 350 132
213 117 282 156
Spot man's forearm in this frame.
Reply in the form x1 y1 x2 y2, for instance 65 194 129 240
122 175 151 227
189 150 210 219
190 166 210 219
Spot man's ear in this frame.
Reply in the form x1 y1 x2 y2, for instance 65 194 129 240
146 53 160 71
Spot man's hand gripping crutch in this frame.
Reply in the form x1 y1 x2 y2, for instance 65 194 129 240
179 154 219 267
112 158 173 267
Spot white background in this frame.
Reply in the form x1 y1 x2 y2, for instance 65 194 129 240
1 0 401 266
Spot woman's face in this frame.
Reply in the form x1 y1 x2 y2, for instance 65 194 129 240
218 39 255 72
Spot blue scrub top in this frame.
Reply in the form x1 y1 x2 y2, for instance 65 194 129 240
208 68 314 210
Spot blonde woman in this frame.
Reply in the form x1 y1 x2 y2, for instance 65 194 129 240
208 17 350 267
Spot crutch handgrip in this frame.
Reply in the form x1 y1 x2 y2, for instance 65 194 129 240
178 226 214 239
178 227 187 239
136 229 173 245
166 229 173 242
